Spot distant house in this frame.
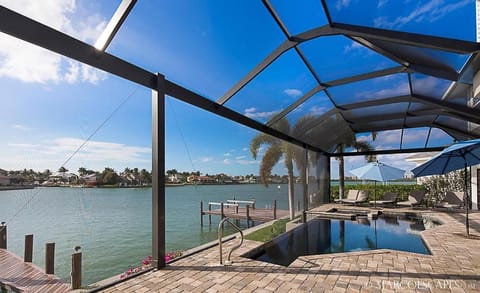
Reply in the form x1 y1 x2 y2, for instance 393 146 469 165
187 175 215 184
82 174 100 186
0 168 7 176
0 174 23 186
0 175 10 186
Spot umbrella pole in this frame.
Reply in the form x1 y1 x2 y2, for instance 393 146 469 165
374 181 377 208
464 164 469 236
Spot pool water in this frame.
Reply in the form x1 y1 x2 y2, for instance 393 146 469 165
248 214 437 266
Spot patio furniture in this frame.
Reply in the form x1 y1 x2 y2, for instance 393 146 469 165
397 190 426 207
335 189 358 203
435 191 464 209
369 192 398 206
340 190 369 205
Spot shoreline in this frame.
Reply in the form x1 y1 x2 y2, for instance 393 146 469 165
0 185 34 191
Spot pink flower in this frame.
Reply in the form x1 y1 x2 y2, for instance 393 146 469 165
165 255 171 262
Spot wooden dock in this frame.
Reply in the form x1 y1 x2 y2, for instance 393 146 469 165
200 200 289 225
0 248 70 292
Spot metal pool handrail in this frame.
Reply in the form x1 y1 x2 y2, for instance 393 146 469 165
218 217 244 265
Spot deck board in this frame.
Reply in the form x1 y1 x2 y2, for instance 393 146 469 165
0 248 70 292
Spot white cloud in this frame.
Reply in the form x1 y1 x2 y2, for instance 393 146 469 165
354 81 409 101
223 159 232 164
235 159 258 165
244 109 279 119
200 157 213 163
343 41 365 53
242 147 249 151
236 156 246 160
373 0 470 29
2 137 151 172
223 152 231 156
335 0 353 10
12 124 32 131
309 105 328 116
44 137 150 162
283 88 303 98
244 107 256 113
0 0 108 84
8 143 40 148
378 0 388 8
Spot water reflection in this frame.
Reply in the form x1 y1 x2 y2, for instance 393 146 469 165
251 214 437 266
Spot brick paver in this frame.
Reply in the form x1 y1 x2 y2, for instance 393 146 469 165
100 206 480 292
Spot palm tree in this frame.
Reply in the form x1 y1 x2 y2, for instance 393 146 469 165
337 132 376 199
250 117 310 220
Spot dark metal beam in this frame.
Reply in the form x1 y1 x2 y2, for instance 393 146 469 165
165 81 327 154
351 36 459 81
332 146 445 157
412 94 480 124
152 74 166 269
338 95 412 110
217 40 296 105
320 0 333 25
322 66 406 87
0 6 327 155
408 63 459 82
262 0 290 37
331 22 480 54
0 6 156 89
267 85 325 126
94 0 137 51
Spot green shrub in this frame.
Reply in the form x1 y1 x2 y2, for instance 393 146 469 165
330 183 424 202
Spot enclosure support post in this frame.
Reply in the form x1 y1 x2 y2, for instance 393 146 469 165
152 73 166 269
318 153 331 204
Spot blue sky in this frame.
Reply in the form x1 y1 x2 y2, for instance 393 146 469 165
0 0 474 177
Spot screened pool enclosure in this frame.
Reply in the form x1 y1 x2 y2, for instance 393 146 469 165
1 0 479 268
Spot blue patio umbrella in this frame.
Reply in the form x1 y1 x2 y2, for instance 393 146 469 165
350 162 406 208
412 139 480 236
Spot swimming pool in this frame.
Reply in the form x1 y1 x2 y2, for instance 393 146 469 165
247 214 438 266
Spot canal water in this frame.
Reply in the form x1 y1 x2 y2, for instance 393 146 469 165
0 184 302 284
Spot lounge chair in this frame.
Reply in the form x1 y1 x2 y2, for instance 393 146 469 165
335 189 358 203
341 190 369 205
397 190 426 207
435 191 463 209
369 192 398 206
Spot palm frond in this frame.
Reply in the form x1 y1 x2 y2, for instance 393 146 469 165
259 145 283 187
250 133 278 160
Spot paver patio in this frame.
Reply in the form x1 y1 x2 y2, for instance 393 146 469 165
99 205 480 292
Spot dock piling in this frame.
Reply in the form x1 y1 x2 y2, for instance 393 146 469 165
246 205 250 228
0 222 6 249
45 242 55 274
71 247 82 290
24 234 33 262
208 204 212 224
273 200 277 219
220 202 224 219
200 201 203 226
